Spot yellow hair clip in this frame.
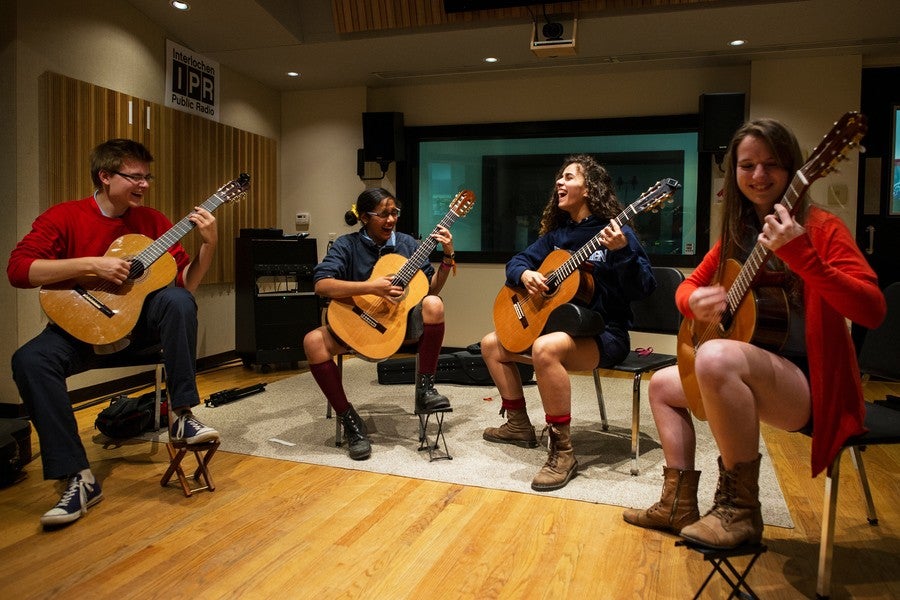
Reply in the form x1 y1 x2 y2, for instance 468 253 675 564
350 204 358 217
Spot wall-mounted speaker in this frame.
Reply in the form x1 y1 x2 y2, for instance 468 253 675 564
699 93 746 154
362 112 405 164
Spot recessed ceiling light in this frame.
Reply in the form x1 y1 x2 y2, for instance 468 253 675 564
171 1 190 10
484 57 499 63
286 72 300 77
729 39 746 47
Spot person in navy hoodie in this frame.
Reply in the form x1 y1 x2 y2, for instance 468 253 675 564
481 154 656 491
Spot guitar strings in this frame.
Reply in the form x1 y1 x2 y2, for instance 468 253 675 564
69 182 245 306
354 197 465 323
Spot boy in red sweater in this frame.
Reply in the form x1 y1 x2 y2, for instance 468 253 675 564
8 139 221 528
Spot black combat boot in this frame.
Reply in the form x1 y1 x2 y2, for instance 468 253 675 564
338 404 371 460
414 373 451 414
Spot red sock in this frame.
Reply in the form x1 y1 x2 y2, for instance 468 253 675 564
545 413 571 425
501 397 526 412
309 360 350 414
416 322 444 374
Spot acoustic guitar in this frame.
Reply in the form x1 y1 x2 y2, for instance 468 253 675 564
678 111 868 420
326 189 476 361
40 174 251 349
492 178 680 354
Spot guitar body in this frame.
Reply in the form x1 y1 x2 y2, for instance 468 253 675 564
492 248 586 354
36 174 249 351
677 258 789 420
39 234 178 346
326 253 431 361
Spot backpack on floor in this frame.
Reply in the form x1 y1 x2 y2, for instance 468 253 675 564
94 391 167 439
0 418 32 487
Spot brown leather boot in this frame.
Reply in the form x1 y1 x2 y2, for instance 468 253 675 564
483 407 538 448
531 423 578 491
680 454 763 549
623 466 701 533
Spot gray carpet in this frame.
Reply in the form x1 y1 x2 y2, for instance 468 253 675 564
156 358 793 528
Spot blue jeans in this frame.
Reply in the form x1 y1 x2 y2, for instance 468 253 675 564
11 287 200 480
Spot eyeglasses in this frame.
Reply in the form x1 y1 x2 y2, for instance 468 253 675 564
114 171 155 183
367 209 401 219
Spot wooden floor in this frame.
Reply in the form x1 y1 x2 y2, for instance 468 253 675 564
0 360 897 599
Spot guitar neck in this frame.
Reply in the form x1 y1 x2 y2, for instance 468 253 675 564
391 209 460 287
726 170 808 311
546 207 635 287
134 191 227 268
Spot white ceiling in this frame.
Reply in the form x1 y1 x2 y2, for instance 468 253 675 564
124 0 900 91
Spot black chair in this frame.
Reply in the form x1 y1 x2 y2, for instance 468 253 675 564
592 266 685 475
810 281 900 599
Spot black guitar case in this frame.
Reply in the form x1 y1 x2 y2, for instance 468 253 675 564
377 350 534 386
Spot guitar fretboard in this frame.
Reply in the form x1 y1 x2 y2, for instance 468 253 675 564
391 209 461 287
724 172 807 315
543 179 677 289
129 177 247 278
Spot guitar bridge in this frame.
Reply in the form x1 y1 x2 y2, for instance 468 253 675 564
74 285 115 318
511 294 529 329
352 305 387 333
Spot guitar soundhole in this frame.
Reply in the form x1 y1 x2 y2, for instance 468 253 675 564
720 307 734 333
128 259 146 281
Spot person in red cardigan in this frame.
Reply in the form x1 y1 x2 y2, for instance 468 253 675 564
622 118 886 549
8 139 220 528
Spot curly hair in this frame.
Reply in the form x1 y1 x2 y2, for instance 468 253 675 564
537 154 620 236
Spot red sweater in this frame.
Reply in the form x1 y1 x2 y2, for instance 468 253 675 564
678 207 886 476
7 196 191 289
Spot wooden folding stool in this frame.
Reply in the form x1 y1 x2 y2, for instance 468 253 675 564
160 439 220 497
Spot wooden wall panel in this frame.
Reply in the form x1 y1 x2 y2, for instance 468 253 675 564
331 0 731 33
41 72 277 285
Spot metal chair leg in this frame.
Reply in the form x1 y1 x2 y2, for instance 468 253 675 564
630 372 643 476
592 368 609 431
153 362 165 430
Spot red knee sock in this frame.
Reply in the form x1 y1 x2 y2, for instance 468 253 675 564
545 413 571 425
416 322 444 374
501 397 527 412
310 360 350 414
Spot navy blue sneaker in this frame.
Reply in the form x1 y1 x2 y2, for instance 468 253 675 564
170 411 219 444
40 474 103 527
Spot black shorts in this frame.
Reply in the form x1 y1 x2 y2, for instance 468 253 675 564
594 326 630 369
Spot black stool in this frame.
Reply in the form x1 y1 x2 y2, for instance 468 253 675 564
417 408 452 461
676 539 768 599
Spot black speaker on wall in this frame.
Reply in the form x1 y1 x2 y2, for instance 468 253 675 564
699 93 746 154
362 112 405 163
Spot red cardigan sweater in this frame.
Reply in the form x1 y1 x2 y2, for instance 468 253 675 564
678 207 886 476
7 196 191 289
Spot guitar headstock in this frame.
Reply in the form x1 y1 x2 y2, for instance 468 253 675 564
449 189 476 217
218 173 252 204
633 178 681 214
801 111 867 183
